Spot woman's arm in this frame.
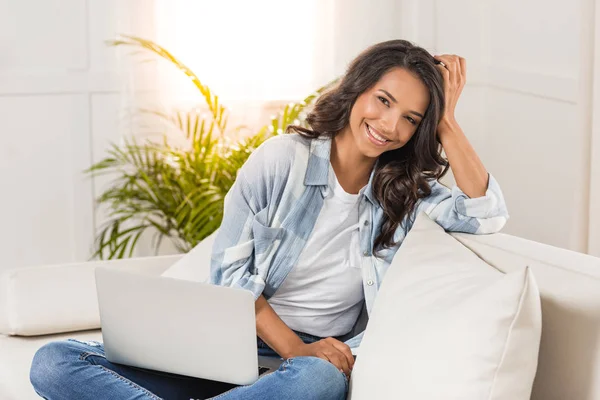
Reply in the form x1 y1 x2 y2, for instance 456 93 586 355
255 295 304 358
437 118 489 199
255 295 355 377
433 54 489 198
415 54 509 234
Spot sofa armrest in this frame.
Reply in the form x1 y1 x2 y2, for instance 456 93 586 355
0 255 182 337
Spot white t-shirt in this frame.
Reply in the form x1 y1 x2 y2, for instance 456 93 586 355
268 163 366 337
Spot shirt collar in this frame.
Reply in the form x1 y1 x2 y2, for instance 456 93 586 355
304 135 380 206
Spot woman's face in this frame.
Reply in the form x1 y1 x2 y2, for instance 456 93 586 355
348 67 430 159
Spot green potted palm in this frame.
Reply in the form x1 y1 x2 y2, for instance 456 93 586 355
86 35 332 259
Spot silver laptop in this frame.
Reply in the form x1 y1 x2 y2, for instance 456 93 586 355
94 266 282 385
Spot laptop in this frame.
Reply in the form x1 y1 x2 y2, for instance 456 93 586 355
94 266 283 386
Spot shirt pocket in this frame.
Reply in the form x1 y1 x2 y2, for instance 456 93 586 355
252 208 284 272
344 229 363 270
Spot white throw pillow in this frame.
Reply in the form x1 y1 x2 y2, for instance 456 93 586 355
349 212 542 400
160 230 218 282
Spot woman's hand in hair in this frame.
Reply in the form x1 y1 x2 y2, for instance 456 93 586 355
288 337 355 378
433 54 466 130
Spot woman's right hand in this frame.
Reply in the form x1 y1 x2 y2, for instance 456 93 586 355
288 337 355 377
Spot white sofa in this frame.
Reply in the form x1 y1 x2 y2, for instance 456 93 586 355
2 230 600 400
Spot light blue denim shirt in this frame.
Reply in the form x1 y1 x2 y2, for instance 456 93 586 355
210 133 509 350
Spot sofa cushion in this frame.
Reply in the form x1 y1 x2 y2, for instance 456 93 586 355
0 255 180 336
450 232 600 400
349 212 542 400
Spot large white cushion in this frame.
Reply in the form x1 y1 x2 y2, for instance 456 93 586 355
349 212 542 400
0 255 180 336
450 232 600 400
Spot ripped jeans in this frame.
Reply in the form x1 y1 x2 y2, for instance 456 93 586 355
29 331 349 400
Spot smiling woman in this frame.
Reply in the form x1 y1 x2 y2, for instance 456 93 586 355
206 39 507 398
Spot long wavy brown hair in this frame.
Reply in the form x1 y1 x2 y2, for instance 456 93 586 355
287 39 450 256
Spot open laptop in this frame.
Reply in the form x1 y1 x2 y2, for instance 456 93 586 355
94 266 283 386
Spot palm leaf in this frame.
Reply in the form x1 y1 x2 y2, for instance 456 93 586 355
108 34 228 134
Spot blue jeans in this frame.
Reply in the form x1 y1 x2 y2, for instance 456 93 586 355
30 331 348 400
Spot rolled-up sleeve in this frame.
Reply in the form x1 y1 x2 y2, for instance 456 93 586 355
419 172 509 234
209 167 267 300
208 137 280 299
343 331 364 354
208 135 294 299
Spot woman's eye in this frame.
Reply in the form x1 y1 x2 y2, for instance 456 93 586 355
378 96 390 107
406 116 416 125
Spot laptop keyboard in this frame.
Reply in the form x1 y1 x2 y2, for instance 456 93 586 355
258 367 270 375
257 357 355 375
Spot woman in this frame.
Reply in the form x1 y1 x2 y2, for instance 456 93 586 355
30 40 508 400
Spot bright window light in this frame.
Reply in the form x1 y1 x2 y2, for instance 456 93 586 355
153 0 318 105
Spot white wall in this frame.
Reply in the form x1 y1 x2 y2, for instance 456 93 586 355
0 0 156 274
589 0 600 256
401 0 599 255
485 0 588 254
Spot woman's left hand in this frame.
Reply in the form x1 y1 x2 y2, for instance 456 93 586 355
433 54 466 128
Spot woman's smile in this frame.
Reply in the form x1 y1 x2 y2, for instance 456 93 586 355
365 122 391 147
